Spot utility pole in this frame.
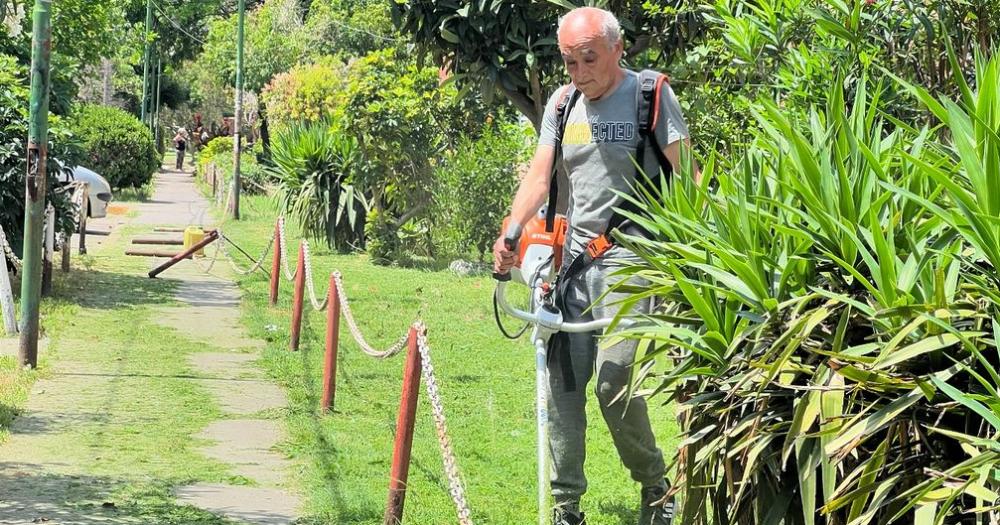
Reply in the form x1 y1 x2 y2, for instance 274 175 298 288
154 55 162 149
140 0 153 126
230 0 245 220
19 0 53 369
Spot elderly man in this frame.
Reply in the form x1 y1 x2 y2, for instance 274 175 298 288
493 6 698 525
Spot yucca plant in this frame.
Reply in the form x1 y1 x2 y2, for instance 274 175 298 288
613 51 1000 524
271 121 368 251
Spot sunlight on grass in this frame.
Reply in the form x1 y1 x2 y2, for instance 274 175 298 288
222 194 681 525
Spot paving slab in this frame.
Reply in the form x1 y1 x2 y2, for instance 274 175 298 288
0 161 301 524
189 352 262 378
152 274 264 351
174 484 298 525
198 378 288 415
132 167 211 227
197 420 288 485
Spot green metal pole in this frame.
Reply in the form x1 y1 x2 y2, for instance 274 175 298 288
230 0 245 220
140 0 153 126
19 0 53 369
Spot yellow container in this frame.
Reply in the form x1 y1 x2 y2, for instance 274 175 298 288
183 226 206 256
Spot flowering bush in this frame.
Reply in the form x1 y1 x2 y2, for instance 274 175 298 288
261 60 345 130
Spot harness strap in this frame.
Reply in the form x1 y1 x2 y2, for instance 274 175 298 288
547 86 581 233
548 70 675 392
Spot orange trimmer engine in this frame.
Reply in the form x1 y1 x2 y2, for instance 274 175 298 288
500 212 567 286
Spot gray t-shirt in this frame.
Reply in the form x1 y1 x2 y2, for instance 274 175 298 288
538 69 689 260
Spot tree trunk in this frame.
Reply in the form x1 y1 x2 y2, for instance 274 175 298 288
102 58 113 106
498 84 542 133
258 104 271 163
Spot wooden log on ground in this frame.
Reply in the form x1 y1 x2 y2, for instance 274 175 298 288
126 248 193 258
130 237 184 246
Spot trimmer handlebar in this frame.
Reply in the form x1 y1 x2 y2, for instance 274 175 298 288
493 281 617 334
491 237 518 282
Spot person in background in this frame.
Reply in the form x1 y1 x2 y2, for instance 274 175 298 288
172 127 189 170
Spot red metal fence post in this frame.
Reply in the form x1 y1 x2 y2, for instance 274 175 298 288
269 221 281 306
289 242 306 351
383 326 422 525
321 273 340 412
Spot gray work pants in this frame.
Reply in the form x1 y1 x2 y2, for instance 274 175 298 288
548 259 666 505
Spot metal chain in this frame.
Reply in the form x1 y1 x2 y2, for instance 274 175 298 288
416 323 474 525
0 224 21 271
218 228 274 276
192 231 224 274
333 271 408 359
277 217 297 281
301 240 329 311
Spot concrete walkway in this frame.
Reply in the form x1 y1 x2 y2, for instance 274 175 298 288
0 162 300 524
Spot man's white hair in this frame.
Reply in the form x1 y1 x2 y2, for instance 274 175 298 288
558 7 622 48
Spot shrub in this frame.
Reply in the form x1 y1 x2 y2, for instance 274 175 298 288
1 53 83 259
619 55 1000 523
270 122 366 251
433 122 531 258
197 136 233 173
70 104 159 189
261 60 345 130
337 48 458 262
197 136 268 196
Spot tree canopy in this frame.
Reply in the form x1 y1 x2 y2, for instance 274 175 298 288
390 0 704 129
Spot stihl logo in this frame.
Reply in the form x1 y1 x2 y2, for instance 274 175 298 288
527 233 557 243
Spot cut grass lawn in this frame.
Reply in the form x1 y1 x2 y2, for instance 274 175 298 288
219 194 681 525
0 224 246 524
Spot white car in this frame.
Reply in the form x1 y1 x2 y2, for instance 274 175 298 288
58 166 113 218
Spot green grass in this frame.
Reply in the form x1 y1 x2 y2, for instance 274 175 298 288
0 353 41 442
114 181 156 202
220 194 681 525
0 223 245 524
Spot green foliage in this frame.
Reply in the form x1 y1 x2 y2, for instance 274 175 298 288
302 0 397 59
270 122 366 250
433 122 531 258
0 54 84 257
199 0 304 92
197 136 268 195
70 104 159 190
337 48 449 262
616 52 1000 523
661 0 999 152
197 136 234 170
261 60 345 130
391 0 696 129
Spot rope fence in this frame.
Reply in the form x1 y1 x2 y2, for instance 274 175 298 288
207 215 474 525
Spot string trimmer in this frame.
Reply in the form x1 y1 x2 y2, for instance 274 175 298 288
492 211 622 525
